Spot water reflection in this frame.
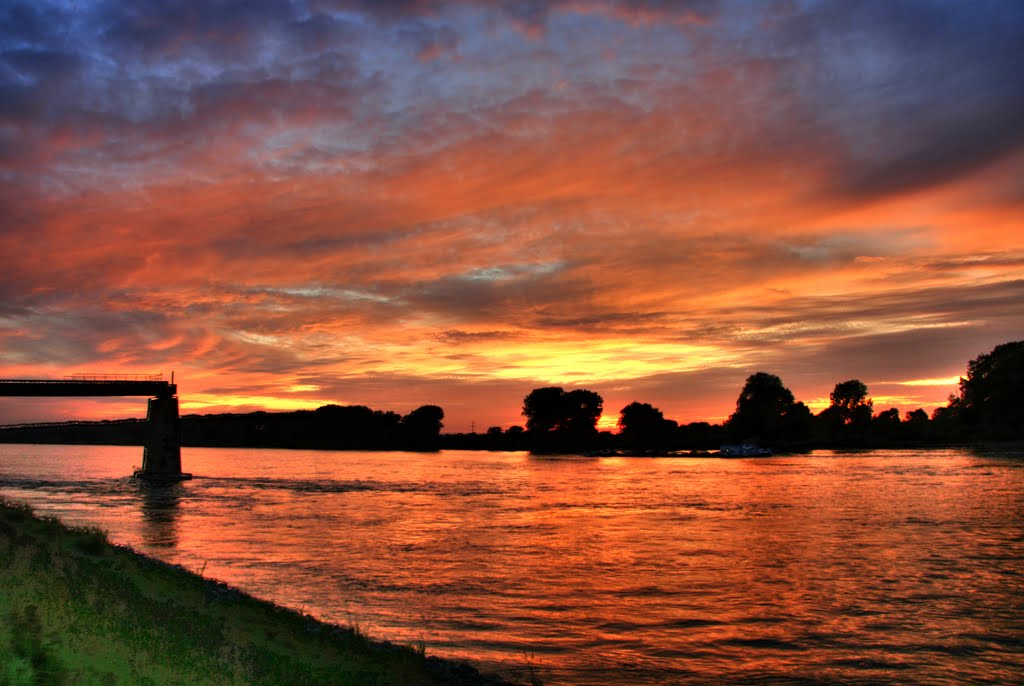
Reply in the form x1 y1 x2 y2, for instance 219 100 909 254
137 481 183 548
3 446 1023 685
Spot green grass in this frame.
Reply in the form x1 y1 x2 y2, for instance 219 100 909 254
0 499 518 686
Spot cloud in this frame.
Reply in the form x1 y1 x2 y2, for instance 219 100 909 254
436 330 522 343
321 0 722 30
785 1 1024 199
97 0 299 61
2 0 1022 431
1 47 81 83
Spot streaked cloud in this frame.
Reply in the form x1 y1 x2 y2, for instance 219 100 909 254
891 378 963 388
1 1 1022 430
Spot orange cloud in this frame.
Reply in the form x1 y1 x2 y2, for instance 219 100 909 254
1 1 1022 432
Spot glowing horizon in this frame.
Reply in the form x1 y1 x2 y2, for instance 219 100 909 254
1 2 1022 432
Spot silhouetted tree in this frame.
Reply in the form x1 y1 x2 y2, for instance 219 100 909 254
958 340 1024 438
875 407 900 423
816 405 843 436
677 421 725 450
505 425 527 450
522 387 604 452
905 408 928 423
618 402 673 451
523 387 566 433
780 400 814 443
930 395 963 442
401 405 444 450
562 389 603 438
818 379 873 442
474 426 508 451
829 379 873 426
902 408 930 442
174 404 412 449
312 404 400 448
727 372 795 442
873 407 901 441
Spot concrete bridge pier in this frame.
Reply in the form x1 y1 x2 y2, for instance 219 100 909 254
0 376 192 479
136 394 191 481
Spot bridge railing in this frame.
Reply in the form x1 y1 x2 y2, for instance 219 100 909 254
65 373 164 382
0 378 176 398
0 418 144 430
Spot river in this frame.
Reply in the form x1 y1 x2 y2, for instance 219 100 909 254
1 445 1022 685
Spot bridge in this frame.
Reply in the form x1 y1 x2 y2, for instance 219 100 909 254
0 375 190 480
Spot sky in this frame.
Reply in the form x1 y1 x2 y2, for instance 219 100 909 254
1 0 1023 432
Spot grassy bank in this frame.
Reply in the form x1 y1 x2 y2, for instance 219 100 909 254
0 499 522 686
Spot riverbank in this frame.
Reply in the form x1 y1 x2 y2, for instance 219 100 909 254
0 499 524 686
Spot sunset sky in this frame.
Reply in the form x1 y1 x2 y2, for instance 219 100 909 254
1 1 1023 432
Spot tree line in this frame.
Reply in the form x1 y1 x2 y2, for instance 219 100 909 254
0 404 447 452
0 340 1020 454
465 339 1024 453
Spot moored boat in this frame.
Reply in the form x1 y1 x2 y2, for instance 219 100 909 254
718 443 773 457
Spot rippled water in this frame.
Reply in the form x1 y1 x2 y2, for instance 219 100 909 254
2 445 1022 685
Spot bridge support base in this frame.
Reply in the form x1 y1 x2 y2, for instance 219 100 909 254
135 394 191 481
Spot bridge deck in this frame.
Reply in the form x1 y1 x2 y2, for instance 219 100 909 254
0 380 176 397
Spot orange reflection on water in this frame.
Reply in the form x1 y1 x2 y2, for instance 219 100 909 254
2 446 1022 685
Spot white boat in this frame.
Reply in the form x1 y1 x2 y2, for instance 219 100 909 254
718 443 773 457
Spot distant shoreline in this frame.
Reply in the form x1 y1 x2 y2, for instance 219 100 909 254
0 430 1020 455
3 339 1022 453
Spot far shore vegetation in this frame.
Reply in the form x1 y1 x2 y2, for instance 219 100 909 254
0 340 1021 456
0 498 525 686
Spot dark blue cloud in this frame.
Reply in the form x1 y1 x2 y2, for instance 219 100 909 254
0 2 65 45
1 0 1021 202
320 0 721 30
1 48 81 82
96 0 298 59
787 0 1024 197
